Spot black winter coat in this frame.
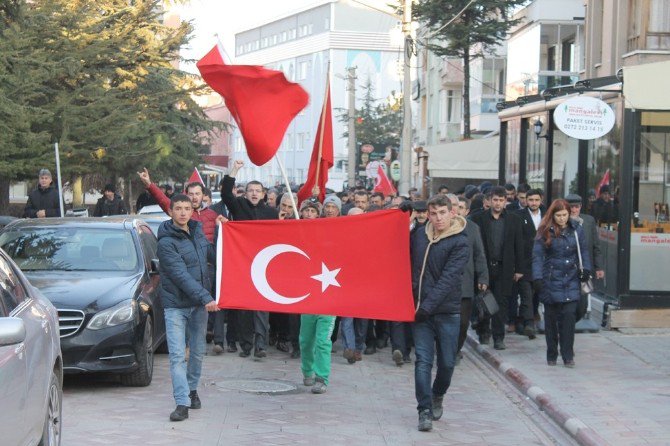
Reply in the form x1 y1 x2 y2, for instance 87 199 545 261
532 220 592 304
157 219 215 309
93 195 127 217
515 207 544 278
411 216 470 315
23 185 62 218
221 175 278 221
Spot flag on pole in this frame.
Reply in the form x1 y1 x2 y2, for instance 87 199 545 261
374 164 397 196
596 169 610 198
217 210 415 321
187 167 204 186
196 45 309 166
298 77 333 204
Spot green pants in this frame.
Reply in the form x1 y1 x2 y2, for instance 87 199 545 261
299 315 336 385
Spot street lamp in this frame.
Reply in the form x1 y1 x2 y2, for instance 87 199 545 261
533 118 549 141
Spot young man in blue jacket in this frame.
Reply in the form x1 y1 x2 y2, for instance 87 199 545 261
410 194 470 432
157 194 219 422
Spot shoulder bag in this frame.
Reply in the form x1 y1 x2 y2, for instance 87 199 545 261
575 231 593 321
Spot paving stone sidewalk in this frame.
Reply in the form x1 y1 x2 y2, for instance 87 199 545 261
62 342 567 446
469 327 670 446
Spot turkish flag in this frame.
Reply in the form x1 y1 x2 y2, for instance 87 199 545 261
596 169 610 198
374 164 397 196
298 79 333 204
196 46 309 166
187 167 204 186
216 210 415 321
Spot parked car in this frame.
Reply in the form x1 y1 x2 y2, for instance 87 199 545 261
0 217 165 386
0 215 17 229
137 204 164 216
0 247 62 446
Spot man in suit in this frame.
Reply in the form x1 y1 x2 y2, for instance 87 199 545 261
515 188 544 339
566 194 605 280
470 186 524 350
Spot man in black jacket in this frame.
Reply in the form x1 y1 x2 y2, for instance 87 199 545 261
470 186 524 350
221 160 279 358
410 194 469 432
93 184 127 216
24 169 62 218
514 188 544 339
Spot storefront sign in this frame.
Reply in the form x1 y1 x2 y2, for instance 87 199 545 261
553 96 615 140
390 160 401 181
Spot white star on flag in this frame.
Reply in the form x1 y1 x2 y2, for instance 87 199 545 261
311 262 341 292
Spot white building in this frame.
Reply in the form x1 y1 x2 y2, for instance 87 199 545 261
232 0 404 190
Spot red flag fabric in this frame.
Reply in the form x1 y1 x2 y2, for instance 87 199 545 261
595 169 610 198
217 210 415 321
374 164 397 196
196 46 309 166
187 167 204 186
298 81 333 204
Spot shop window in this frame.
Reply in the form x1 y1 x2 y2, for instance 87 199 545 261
551 120 579 200
505 119 520 186
526 116 547 191
630 111 670 292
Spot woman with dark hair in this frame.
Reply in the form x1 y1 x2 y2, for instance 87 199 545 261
532 199 592 368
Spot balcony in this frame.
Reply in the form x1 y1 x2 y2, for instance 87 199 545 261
537 71 580 91
628 32 670 53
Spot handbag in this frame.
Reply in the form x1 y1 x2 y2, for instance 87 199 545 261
474 289 499 320
574 231 592 321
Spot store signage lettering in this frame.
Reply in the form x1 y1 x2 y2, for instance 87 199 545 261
553 96 616 140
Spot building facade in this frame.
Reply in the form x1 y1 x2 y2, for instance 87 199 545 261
232 0 404 190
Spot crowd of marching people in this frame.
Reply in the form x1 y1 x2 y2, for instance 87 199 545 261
136 162 608 431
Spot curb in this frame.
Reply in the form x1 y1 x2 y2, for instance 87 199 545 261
465 334 609 446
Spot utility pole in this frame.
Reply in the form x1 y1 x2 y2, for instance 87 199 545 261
346 66 357 188
398 0 413 195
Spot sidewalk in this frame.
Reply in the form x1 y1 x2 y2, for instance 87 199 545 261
467 324 670 446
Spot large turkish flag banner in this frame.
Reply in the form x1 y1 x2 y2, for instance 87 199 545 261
216 210 415 321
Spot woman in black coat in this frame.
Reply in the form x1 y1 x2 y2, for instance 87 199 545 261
532 199 592 368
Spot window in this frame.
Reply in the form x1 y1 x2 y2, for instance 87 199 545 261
281 31 287 42
446 90 462 123
262 37 268 48
298 61 309 80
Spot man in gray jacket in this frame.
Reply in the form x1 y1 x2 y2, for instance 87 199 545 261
447 195 489 357
566 194 605 279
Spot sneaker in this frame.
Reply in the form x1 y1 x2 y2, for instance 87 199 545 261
564 360 575 368
547 360 557 366
524 326 537 340
343 348 355 363
239 349 251 358
364 345 376 355
432 395 444 420
354 351 363 361
169 405 189 422
254 348 267 358
276 341 290 353
303 376 315 386
227 342 238 353
418 409 433 432
494 340 506 350
290 348 301 359
213 343 224 355
311 378 327 394
392 349 403 366
189 390 201 409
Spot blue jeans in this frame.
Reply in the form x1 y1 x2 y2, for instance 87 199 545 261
413 313 460 413
164 306 208 406
340 317 368 351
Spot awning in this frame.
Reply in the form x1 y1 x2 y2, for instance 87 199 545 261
624 60 670 110
426 136 499 179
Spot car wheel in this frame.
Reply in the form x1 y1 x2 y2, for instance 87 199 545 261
120 316 154 387
39 371 62 446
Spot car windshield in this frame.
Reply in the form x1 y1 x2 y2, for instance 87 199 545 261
0 227 139 272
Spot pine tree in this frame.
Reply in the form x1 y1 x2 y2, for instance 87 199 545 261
413 0 526 139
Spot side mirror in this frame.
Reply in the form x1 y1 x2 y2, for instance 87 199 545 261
0 317 26 346
149 259 160 275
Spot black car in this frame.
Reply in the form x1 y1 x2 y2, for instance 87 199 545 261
0 217 165 386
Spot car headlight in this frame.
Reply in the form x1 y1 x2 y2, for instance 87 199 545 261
87 300 137 330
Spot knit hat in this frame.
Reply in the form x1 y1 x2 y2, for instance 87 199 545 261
300 198 322 214
323 195 342 213
39 168 52 177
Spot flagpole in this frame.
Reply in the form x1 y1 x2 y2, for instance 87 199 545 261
314 62 331 194
274 154 300 220
54 141 65 217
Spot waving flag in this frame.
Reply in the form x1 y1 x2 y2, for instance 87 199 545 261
596 169 610 198
187 167 204 186
216 210 415 321
196 45 309 166
374 164 397 196
298 77 333 204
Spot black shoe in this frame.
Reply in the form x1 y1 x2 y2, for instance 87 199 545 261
227 342 237 353
418 409 433 432
523 326 537 340
239 349 251 358
403 355 412 364
432 395 444 420
268 335 277 347
478 335 491 345
276 341 290 352
290 348 301 359
364 345 376 355
206 331 214 344
189 390 201 409
254 348 267 358
375 337 388 349
170 405 189 421
493 340 506 350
